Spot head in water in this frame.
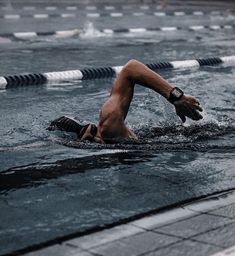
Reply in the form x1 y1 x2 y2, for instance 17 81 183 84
47 116 97 141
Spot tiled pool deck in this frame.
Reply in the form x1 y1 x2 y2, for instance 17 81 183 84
24 190 235 256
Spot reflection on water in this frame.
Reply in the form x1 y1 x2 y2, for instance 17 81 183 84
0 151 152 194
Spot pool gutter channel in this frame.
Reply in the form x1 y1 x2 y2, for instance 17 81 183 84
0 56 235 89
7 187 235 256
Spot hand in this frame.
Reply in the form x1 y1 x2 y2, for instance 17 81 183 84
173 95 203 123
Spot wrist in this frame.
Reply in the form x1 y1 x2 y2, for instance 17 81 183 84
168 87 184 104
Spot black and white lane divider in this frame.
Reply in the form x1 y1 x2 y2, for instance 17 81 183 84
1 3 233 12
0 10 231 19
1 56 235 89
1 24 234 41
3 29 81 40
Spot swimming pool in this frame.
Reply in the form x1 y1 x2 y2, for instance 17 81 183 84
0 1 235 255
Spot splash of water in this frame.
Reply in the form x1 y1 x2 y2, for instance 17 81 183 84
80 22 107 39
58 120 235 152
137 121 234 142
1 120 234 153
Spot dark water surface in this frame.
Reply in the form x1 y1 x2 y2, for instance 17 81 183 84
0 3 235 255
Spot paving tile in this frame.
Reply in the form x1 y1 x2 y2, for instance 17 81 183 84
155 213 232 238
208 203 235 219
193 221 235 248
89 231 180 256
67 224 144 249
24 244 92 256
144 239 221 256
131 207 196 230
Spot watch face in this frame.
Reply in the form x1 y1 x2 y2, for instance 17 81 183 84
172 88 183 98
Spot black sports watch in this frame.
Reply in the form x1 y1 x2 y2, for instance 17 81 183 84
168 87 184 104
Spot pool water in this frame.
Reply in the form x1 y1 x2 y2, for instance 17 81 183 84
0 2 235 255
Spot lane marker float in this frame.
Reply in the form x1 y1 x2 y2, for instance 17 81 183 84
1 56 235 89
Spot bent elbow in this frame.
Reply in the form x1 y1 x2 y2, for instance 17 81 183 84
121 59 141 80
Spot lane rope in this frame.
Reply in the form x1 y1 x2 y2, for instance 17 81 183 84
1 2 234 11
0 24 234 41
0 10 232 19
0 56 235 89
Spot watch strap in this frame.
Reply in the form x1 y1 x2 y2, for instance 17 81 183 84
168 87 184 104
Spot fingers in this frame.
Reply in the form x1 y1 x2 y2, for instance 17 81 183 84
178 113 186 123
184 105 203 121
194 111 203 120
175 96 203 122
194 99 200 105
189 108 203 121
192 101 203 119
178 111 202 123
193 100 203 112
195 104 203 112
190 98 203 116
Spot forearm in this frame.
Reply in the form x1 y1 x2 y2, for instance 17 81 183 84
113 59 203 123
124 60 203 122
125 60 173 100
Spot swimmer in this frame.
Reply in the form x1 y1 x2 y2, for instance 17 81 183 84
47 60 203 143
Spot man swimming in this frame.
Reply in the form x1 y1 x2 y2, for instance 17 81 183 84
47 60 203 144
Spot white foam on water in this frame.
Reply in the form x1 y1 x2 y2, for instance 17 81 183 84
80 22 107 38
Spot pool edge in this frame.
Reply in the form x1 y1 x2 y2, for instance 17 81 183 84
20 189 235 256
